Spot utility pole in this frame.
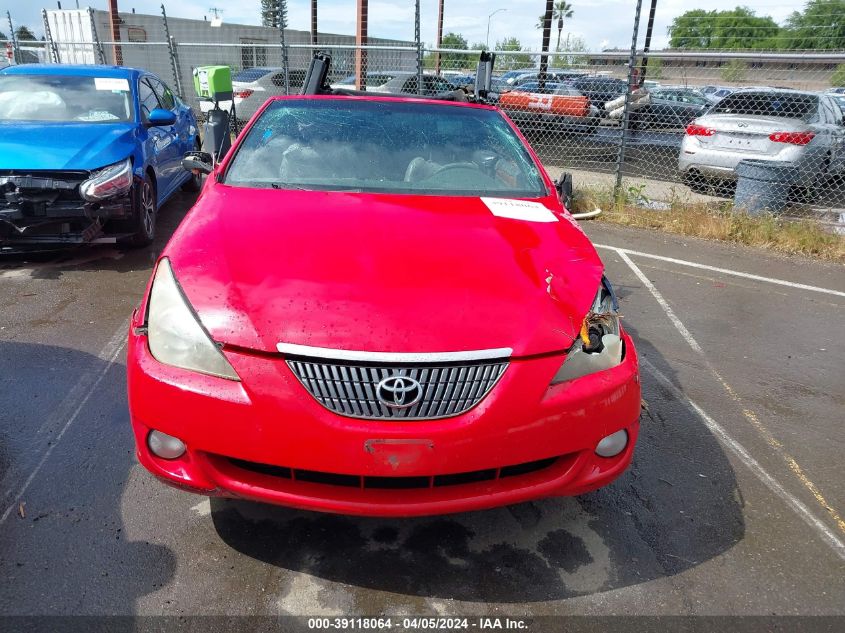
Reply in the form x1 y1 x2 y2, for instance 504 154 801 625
639 0 658 86
538 0 553 91
310 0 317 48
434 0 443 75
107 0 122 65
355 0 368 89
486 8 506 50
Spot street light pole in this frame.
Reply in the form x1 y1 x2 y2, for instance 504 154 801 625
486 8 506 49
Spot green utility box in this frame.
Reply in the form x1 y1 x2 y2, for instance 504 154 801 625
192 65 233 102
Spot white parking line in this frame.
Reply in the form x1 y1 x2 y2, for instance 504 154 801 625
642 358 845 561
594 243 845 298
613 245 845 552
616 250 703 355
0 324 127 525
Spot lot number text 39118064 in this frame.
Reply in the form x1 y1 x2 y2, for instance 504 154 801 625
307 618 529 630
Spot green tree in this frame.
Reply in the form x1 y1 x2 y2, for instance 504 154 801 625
15 26 37 41
443 34 469 70
643 55 663 79
668 8 781 49
555 33 588 67
428 32 470 71
260 0 281 28
720 59 747 82
783 0 845 49
495 37 532 70
831 64 845 87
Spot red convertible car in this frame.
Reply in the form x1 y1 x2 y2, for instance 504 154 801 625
127 93 640 516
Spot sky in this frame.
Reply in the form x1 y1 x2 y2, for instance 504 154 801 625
3 0 800 52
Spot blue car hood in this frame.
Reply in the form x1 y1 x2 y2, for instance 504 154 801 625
0 122 138 171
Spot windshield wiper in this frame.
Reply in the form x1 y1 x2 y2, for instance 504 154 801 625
270 183 312 191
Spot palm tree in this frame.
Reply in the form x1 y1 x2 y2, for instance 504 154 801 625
535 1 575 53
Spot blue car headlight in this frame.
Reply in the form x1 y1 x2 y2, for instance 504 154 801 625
80 157 133 202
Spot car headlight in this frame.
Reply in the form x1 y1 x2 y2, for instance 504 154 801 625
79 157 133 202
146 258 240 380
551 277 623 384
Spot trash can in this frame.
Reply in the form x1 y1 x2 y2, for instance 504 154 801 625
733 160 797 215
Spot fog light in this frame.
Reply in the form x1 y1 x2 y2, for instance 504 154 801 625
595 429 628 458
147 430 186 460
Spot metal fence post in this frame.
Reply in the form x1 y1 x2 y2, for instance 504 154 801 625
278 0 290 95
88 7 106 64
613 0 644 197
42 9 60 64
161 4 183 97
6 11 19 65
415 0 423 95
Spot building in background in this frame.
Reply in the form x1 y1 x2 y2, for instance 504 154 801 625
45 9 416 104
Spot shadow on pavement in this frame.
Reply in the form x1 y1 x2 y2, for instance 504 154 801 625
210 309 745 603
0 341 175 614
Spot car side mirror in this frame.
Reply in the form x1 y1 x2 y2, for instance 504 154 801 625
181 151 213 175
555 172 573 211
147 108 177 127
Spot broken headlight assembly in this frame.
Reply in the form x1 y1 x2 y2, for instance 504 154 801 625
551 277 623 384
146 258 240 381
79 157 133 202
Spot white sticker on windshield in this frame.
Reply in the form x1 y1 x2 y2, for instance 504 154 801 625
94 77 130 92
481 197 558 223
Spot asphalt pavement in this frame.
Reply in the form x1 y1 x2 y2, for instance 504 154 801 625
0 192 843 621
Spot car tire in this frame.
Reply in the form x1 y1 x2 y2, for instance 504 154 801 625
121 174 157 249
181 140 203 192
683 170 711 195
792 156 831 204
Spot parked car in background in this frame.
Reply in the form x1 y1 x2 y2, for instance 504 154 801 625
631 87 709 130
511 70 588 87
704 86 734 104
493 69 537 89
126 93 641 516
446 74 476 87
224 67 307 121
0 64 199 249
329 71 400 91
826 92 845 116
369 72 457 97
500 83 600 137
679 89 845 197
828 87 845 95
568 76 628 112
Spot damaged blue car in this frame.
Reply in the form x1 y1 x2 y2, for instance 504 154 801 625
0 64 199 250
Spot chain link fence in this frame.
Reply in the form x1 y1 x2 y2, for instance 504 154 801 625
3 4 845 230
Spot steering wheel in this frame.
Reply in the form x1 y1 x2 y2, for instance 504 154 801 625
431 162 480 176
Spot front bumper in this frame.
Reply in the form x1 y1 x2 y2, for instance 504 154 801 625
127 326 641 517
0 172 132 248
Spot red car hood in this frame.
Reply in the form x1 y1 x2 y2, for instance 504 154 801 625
165 184 604 357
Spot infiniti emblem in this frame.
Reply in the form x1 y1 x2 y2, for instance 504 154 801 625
376 375 423 409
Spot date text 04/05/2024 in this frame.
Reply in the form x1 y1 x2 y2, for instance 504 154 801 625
306 618 529 630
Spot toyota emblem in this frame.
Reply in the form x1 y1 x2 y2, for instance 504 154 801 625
376 375 423 409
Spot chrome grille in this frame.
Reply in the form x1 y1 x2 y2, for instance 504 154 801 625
286 359 508 420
